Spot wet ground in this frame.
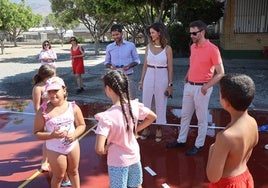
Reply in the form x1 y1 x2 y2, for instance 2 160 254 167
0 44 268 187
0 99 268 188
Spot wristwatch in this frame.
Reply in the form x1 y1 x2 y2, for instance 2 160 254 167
168 83 173 87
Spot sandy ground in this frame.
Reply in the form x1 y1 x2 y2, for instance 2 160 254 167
0 43 268 109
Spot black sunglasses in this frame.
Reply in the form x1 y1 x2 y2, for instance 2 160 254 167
44 43 49 46
189 30 203 36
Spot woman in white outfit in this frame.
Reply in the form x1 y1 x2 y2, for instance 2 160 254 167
39 40 57 68
138 22 173 142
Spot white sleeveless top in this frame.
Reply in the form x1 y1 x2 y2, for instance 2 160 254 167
147 46 167 67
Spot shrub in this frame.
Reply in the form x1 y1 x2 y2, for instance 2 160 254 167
168 23 191 58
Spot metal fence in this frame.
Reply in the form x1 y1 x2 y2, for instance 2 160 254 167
235 0 268 33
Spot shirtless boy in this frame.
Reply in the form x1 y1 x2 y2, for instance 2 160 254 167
206 73 258 187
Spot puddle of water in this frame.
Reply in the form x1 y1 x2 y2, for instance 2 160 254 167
1 99 268 129
1 98 268 188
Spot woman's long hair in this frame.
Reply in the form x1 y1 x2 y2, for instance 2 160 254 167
148 22 169 48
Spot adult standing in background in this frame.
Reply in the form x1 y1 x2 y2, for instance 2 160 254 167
138 22 173 142
104 24 140 99
70 36 85 94
39 40 57 68
167 20 225 155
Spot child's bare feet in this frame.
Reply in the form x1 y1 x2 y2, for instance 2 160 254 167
41 162 50 171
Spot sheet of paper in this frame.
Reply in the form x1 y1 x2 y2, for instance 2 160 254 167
144 166 157 176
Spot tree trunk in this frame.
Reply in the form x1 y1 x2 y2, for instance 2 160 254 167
13 32 17 47
0 41 4 55
94 37 100 55
60 33 64 47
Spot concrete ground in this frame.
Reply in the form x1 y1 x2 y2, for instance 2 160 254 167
0 43 268 109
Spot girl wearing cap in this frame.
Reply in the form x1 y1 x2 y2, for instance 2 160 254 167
70 37 85 94
33 76 86 188
39 40 57 68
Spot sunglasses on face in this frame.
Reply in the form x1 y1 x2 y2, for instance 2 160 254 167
44 43 49 46
189 30 203 36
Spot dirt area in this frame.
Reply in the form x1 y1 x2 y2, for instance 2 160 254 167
0 43 268 109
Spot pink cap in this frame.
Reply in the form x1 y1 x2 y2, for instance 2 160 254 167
45 76 65 91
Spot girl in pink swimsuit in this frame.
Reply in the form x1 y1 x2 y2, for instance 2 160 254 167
34 76 86 188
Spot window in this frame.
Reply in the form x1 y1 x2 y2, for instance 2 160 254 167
235 0 268 33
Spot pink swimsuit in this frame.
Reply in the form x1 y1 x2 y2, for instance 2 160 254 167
42 101 78 154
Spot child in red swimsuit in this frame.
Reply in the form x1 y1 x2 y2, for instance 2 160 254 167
206 74 258 188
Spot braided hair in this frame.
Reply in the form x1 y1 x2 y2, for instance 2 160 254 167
102 70 136 133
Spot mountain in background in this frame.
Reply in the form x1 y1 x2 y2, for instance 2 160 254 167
9 0 51 16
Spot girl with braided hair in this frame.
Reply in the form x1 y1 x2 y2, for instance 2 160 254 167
95 70 157 188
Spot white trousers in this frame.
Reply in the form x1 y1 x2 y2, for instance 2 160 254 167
177 83 213 147
142 68 168 124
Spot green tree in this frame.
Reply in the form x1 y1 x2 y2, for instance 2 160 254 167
45 13 79 46
49 0 224 55
171 0 224 57
99 1 143 44
176 0 225 27
0 0 42 52
0 0 10 54
50 0 118 54
102 0 182 26
98 0 182 43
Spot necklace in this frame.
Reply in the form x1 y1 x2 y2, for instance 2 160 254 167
154 44 161 48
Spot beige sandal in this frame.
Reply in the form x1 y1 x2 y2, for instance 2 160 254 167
40 162 50 172
140 128 150 140
155 128 162 142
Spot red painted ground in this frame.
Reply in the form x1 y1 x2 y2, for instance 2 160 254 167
0 99 268 188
